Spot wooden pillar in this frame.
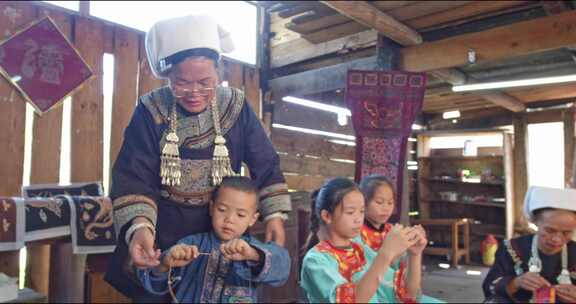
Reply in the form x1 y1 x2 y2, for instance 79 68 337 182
503 133 516 239
49 15 105 303
513 114 529 234
0 1 35 280
376 35 401 71
375 35 406 222
110 27 139 185
24 6 71 298
137 36 165 97
563 107 575 187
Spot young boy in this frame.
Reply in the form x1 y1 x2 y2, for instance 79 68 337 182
137 176 290 303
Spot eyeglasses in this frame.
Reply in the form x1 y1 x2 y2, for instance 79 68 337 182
170 85 215 99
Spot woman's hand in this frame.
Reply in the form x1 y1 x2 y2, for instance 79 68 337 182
511 272 550 292
556 284 576 303
129 221 160 268
265 217 286 247
220 238 260 262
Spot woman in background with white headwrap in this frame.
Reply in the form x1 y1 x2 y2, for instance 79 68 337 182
483 186 576 303
104 15 291 302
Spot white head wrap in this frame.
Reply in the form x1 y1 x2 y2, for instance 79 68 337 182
524 186 576 222
145 15 234 78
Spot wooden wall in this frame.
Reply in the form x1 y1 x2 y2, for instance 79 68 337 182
0 1 261 301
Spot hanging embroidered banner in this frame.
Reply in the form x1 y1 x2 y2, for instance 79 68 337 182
0 17 93 114
0 198 25 252
346 70 426 223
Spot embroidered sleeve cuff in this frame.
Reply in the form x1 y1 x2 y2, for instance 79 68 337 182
113 195 158 238
259 183 292 218
335 283 356 303
246 243 272 281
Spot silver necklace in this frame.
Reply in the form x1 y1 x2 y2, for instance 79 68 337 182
528 234 571 284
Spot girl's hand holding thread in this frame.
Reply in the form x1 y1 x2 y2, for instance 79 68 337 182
407 225 428 256
379 224 419 262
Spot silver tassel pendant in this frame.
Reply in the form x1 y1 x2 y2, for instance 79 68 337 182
211 135 236 186
210 91 238 186
161 103 181 187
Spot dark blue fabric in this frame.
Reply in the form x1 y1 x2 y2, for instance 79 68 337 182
105 97 287 300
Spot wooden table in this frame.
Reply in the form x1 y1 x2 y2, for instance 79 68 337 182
412 218 471 267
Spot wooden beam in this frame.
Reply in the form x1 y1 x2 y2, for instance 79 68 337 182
430 69 467 85
301 21 367 44
71 16 104 183
271 30 377 68
386 1 473 22
244 66 261 119
430 69 526 112
401 10 576 72
79 0 90 16
0 0 35 280
323 0 526 112
272 129 355 160
506 83 576 103
280 155 355 177
273 99 354 135
284 174 328 192
513 114 529 234
269 56 378 97
27 7 72 298
406 1 531 30
541 0 572 15
477 92 526 112
138 36 165 96
564 107 575 186
110 27 139 187
286 14 350 34
321 1 423 46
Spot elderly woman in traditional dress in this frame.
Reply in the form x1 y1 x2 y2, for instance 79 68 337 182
483 186 576 303
104 15 291 302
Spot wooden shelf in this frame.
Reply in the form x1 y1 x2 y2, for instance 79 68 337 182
427 199 506 209
422 177 504 186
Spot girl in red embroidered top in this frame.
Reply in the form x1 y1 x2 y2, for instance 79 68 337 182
358 175 399 253
300 177 427 303
358 175 438 303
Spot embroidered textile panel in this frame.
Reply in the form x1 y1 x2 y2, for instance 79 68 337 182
347 70 426 223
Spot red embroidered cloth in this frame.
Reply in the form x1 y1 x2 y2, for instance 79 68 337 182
0 17 92 114
347 70 426 223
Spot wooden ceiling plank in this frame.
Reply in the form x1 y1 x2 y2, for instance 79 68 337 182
301 21 367 44
401 10 576 72
286 14 351 34
406 1 531 30
271 30 377 68
387 1 473 22
320 1 423 45
371 1 419 12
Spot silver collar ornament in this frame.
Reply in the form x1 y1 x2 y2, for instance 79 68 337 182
160 89 238 187
528 234 571 285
